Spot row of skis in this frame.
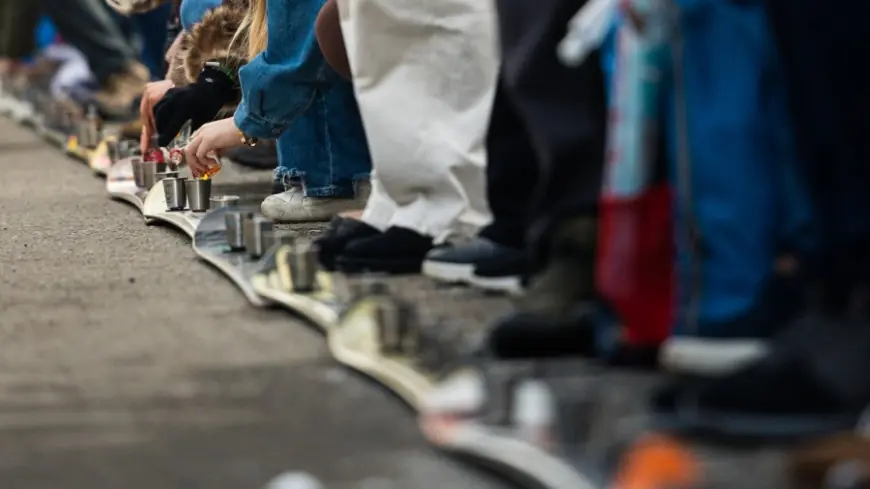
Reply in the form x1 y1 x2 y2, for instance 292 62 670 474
2 80 856 489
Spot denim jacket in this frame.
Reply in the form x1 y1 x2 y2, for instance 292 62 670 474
234 0 347 139
233 0 370 195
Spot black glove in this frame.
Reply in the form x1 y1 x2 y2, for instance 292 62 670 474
153 65 239 146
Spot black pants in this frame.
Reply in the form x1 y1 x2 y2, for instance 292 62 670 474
494 0 607 257
0 0 41 58
479 79 539 250
41 0 138 82
765 0 870 309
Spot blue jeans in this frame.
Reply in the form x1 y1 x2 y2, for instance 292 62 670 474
274 82 371 197
132 4 172 79
113 3 171 79
234 0 371 198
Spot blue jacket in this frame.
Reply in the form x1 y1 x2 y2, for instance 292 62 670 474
180 0 224 31
601 1 816 338
232 0 371 193
667 0 816 337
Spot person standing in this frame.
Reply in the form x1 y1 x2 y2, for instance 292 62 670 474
319 0 499 274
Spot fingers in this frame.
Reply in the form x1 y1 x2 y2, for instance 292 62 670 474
139 90 150 125
139 96 157 153
185 134 206 177
141 92 156 131
140 126 150 154
196 134 215 170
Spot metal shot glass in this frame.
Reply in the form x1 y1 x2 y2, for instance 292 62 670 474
243 215 273 258
210 195 240 210
131 157 146 188
225 211 253 250
185 179 212 213
162 177 188 211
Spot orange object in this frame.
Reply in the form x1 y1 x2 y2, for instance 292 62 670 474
611 435 701 489
200 159 222 179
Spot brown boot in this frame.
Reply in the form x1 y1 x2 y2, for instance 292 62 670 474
94 62 150 119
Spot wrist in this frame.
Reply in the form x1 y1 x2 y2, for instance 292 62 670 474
238 129 258 147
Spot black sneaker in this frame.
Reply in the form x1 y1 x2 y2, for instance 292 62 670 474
336 226 434 275
482 217 597 359
315 218 380 271
485 308 596 359
468 247 527 294
421 237 522 286
651 315 870 441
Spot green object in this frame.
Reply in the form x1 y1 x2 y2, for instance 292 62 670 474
205 61 240 88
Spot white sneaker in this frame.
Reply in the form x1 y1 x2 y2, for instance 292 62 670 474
261 187 365 222
659 337 770 377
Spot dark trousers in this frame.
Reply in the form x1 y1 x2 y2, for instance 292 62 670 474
119 3 172 79
41 0 138 82
478 79 539 250
765 0 870 309
0 0 41 58
494 0 607 257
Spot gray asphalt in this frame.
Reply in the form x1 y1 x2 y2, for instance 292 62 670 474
0 119 512 489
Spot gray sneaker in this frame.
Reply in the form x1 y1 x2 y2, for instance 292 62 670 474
260 187 365 222
422 237 514 285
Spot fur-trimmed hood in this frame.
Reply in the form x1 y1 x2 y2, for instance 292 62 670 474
166 0 248 88
182 0 249 84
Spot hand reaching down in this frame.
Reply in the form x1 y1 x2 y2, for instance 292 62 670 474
184 118 243 177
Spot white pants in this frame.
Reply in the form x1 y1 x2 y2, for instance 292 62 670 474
337 0 499 243
43 44 95 98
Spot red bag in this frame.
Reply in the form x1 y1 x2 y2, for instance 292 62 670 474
595 6 673 350
596 184 673 347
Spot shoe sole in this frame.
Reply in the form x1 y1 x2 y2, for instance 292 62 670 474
468 274 524 295
421 260 474 284
659 338 769 377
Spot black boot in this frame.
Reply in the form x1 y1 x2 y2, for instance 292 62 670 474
651 312 870 441
336 226 434 275
315 218 381 271
485 217 598 358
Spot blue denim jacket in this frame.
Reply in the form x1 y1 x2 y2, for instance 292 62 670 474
233 0 371 196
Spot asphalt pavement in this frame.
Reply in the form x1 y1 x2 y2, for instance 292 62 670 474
0 119 512 489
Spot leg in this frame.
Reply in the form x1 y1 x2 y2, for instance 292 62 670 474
498 0 606 261
649 0 870 426
484 0 607 359
132 2 172 79
41 0 148 116
0 1 42 60
260 84 371 222
478 78 540 250
335 0 498 274
422 78 537 290
315 172 393 270
40 0 137 82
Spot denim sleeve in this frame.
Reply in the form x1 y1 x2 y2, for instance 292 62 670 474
233 0 333 140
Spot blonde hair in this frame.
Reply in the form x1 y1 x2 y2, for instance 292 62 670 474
231 0 267 60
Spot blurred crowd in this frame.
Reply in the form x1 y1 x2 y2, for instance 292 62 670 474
2 0 870 449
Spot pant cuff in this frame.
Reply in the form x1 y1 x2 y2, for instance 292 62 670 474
303 183 356 198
